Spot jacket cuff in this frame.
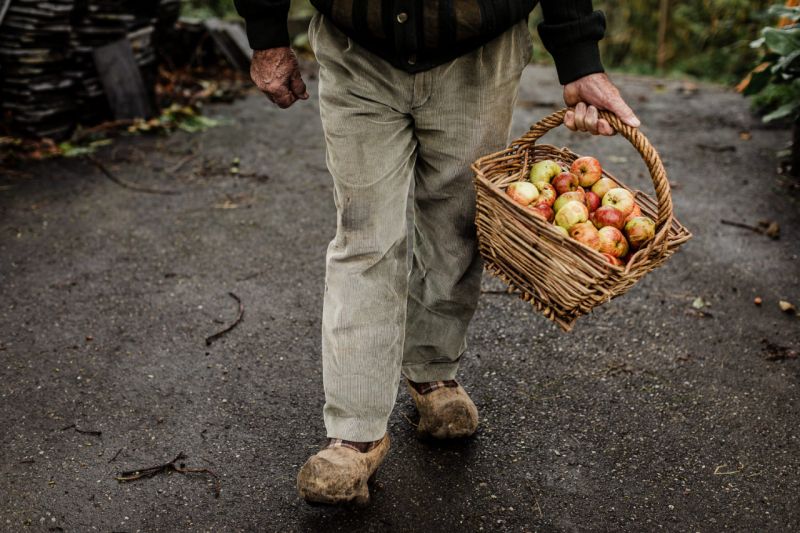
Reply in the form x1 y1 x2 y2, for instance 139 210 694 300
548 41 605 85
242 5 291 50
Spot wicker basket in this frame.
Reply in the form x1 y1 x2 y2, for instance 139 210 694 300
472 108 692 331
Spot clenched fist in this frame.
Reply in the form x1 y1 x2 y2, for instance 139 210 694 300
250 47 309 109
562 73 640 136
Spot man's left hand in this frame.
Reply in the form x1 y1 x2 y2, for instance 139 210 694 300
562 73 640 136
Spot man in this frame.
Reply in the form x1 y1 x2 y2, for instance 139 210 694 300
234 0 640 505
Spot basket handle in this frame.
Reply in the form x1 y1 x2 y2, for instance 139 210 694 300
517 108 674 265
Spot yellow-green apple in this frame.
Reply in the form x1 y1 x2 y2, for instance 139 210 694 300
590 205 626 230
624 216 656 249
597 226 629 257
552 225 569 239
585 191 601 212
506 181 539 206
570 156 603 188
527 203 554 222
553 189 586 213
624 203 642 224
601 253 624 266
529 159 562 186
555 200 589 230
601 188 635 217
552 172 580 195
591 177 617 199
534 182 557 207
569 221 601 250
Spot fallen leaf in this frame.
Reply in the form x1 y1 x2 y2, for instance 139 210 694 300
778 300 797 314
692 297 709 309
739 131 752 141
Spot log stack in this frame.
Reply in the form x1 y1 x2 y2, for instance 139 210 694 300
0 0 181 139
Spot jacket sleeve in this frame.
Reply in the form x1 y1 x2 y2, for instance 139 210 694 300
233 0 291 50
538 1 606 85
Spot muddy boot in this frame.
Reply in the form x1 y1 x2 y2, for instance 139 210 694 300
297 434 390 505
406 379 479 439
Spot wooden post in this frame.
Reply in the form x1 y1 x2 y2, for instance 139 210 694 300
657 0 669 72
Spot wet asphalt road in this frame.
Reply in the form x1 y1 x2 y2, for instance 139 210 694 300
1 64 798 532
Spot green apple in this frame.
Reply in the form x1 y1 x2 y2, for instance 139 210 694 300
555 200 589 230
591 177 617 199
529 159 562 186
553 189 586 213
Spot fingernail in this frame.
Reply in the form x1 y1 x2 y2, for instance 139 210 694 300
631 117 641 127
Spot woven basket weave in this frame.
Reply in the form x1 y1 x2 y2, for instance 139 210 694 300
471 108 692 331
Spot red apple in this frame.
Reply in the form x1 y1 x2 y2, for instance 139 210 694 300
554 200 589 230
527 202 554 222
570 156 603 188
569 221 601 250
534 182 557 207
601 253 624 266
597 226 629 258
590 205 626 230
585 191 601 212
529 159 562 186
624 203 642 224
591 177 617 199
506 181 539 206
553 189 586 213
552 172 580 195
624 216 656 249
601 188 636 217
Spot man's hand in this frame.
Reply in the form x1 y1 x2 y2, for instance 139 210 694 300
250 47 308 109
563 73 640 136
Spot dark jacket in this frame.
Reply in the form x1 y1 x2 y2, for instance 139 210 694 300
234 0 605 84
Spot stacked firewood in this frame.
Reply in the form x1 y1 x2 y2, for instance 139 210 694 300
0 0 180 139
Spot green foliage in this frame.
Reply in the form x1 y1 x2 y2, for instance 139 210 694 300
531 0 772 83
743 4 800 123
182 0 237 20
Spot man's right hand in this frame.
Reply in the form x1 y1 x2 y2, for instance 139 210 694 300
250 47 309 109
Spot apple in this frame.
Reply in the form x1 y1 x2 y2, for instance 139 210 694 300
585 191 601 212
601 253 624 266
601 188 636 217
527 203 554 222
552 172 580 195
624 203 642 224
590 205 626 230
569 221 601 250
552 225 569 238
597 226 629 258
570 156 603 188
624 216 656 249
529 159 562 186
534 182 557 207
506 181 539 206
555 200 589 230
553 189 586 213
591 177 617 199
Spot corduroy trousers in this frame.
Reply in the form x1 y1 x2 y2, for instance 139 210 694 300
308 13 532 442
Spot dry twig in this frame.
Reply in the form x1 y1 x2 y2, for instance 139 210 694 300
115 452 220 498
61 424 102 437
87 155 182 195
205 292 244 346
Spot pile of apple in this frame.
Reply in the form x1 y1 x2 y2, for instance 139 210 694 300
504 156 656 266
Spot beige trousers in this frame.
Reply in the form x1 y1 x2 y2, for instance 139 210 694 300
308 13 532 441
